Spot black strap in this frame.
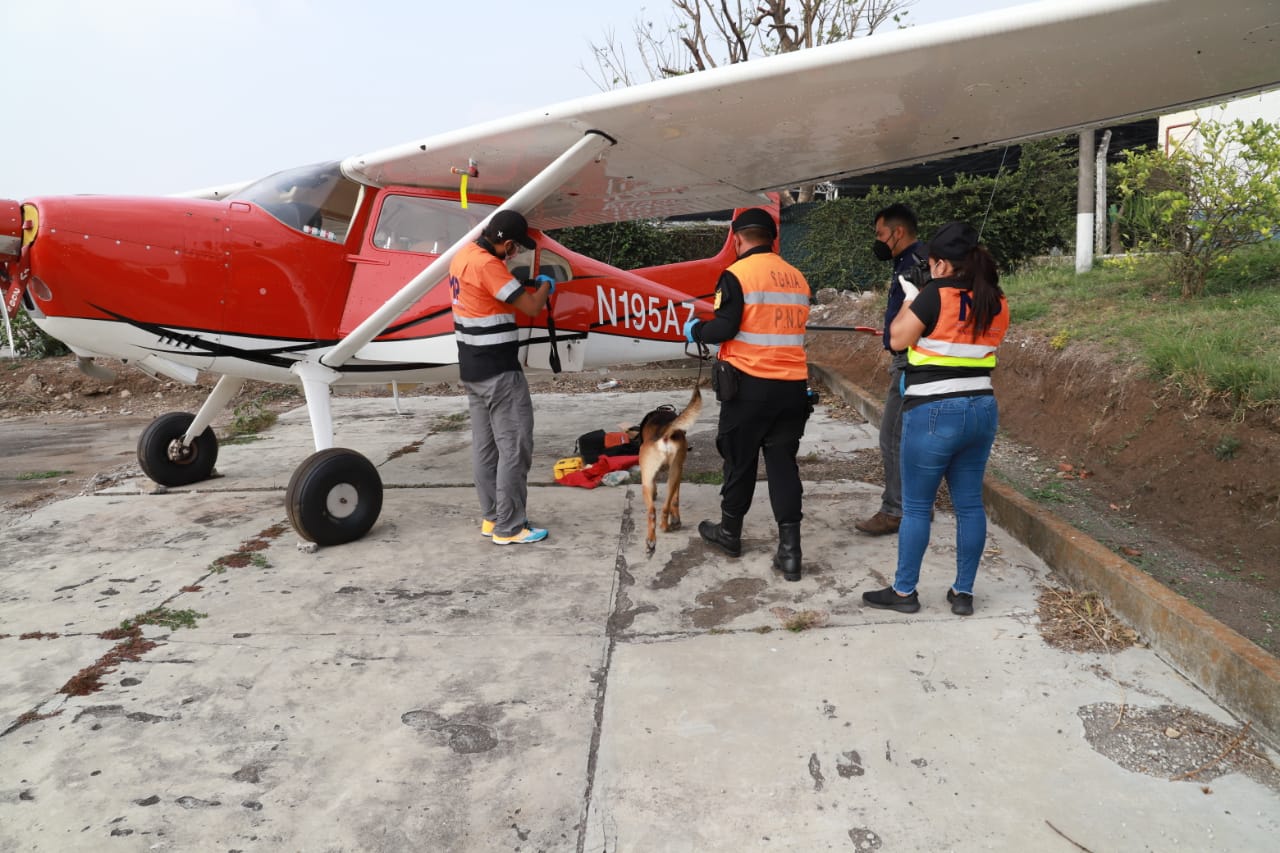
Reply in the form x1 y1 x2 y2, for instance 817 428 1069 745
546 297 561 374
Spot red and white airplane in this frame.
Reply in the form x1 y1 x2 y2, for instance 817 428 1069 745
2 0 1276 545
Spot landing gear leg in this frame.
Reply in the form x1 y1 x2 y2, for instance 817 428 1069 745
285 361 384 545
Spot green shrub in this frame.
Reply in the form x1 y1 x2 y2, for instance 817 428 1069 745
7 309 70 357
552 220 725 270
1114 119 1280 297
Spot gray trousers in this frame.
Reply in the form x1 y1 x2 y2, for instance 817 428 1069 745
464 370 534 537
878 352 908 518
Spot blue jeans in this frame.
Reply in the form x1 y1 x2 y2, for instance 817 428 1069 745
894 395 998 596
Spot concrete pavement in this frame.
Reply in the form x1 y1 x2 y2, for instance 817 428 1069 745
1 386 1277 851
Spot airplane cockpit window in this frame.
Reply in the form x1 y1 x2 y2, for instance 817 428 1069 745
371 195 497 254
531 249 571 285
230 161 361 242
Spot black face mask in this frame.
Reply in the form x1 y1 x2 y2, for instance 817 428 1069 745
872 239 894 262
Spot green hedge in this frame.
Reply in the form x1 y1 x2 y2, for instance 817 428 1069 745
552 220 726 270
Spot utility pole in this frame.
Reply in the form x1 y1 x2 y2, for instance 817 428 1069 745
1095 129 1111 256
1076 130 1095 274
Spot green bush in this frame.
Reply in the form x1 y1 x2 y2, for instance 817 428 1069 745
7 308 70 358
552 220 725 270
1114 118 1280 297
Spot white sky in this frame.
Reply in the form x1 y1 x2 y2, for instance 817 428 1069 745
1 0 1023 199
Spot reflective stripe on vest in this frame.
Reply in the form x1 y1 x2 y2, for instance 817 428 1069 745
454 311 519 347
718 252 810 381
905 376 994 397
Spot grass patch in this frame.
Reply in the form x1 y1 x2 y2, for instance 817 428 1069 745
16 470 71 481
226 397 278 438
431 411 469 432
115 607 206 633
1213 435 1242 461
1028 480 1069 504
770 606 829 632
684 470 724 485
1003 243 1280 410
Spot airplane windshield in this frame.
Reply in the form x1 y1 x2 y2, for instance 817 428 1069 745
231 161 360 242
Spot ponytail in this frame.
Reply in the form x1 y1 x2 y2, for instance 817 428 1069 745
950 246 1003 338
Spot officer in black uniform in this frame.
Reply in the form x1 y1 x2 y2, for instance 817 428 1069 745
683 208 812 581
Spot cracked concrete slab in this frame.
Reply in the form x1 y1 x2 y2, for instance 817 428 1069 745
2 387 1277 851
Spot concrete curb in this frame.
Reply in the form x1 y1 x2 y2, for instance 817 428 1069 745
810 362 1280 748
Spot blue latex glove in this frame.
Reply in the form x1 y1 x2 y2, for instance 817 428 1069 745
683 316 700 343
534 274 555 295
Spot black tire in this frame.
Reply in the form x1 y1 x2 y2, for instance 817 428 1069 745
286 448 383 546
137 412 219 487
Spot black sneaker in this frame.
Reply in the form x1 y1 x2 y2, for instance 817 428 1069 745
947 589 974 616
861 585 920 613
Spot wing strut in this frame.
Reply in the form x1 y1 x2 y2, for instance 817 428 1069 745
321 131 615 370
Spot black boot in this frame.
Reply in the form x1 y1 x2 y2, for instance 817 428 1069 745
773 522 802 582
698 512 742 557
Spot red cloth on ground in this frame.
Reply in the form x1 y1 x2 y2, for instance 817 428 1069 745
557 454 639 489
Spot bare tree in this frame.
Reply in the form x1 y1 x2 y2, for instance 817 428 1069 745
584 1 915 202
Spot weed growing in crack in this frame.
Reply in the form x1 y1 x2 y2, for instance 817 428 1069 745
431 411 470 432
116 607 206 633
16 470 71 481
227 397 278 438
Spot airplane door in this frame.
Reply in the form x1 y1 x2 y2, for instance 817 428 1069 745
343 194 496 347
519 248 584 372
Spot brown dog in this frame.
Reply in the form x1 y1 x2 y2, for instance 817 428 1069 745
639 384 703 557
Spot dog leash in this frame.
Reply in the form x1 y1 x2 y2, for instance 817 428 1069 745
685 338 711 387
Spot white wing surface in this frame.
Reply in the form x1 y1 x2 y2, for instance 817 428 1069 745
344 0 1280 229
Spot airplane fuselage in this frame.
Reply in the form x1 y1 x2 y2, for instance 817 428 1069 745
5 163 725 387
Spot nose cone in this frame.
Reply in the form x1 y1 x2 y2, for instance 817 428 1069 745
0 199 20 260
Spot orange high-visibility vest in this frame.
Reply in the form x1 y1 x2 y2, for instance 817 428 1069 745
449 240 525 380
906 285 1009 397
718 252 811 381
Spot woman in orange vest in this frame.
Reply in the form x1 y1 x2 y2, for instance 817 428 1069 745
862 221 1008 616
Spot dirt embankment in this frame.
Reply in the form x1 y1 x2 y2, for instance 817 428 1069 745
806 291 1280 654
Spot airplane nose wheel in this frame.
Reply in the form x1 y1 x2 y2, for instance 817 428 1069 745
286 448 383 546
137 412 220 486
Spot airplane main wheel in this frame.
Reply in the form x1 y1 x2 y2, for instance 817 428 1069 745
286 448 383 546
137 412 219 486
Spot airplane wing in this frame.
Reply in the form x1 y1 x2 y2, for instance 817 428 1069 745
343 0 1280 231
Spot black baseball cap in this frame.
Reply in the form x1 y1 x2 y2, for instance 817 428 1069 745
486 210 536 250
731 207 778 239
927 221 979 260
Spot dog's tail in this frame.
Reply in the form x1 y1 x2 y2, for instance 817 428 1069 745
666 384 702 439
